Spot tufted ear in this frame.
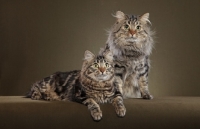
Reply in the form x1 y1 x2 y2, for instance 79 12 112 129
140 13 151 24
84 50 95 62
114 11 126 22
104 51 113 62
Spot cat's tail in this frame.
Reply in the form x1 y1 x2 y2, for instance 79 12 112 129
25 87 35 98
25 91 32 98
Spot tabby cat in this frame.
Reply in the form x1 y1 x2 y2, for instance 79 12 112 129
27 50 126 121
102 11 154 99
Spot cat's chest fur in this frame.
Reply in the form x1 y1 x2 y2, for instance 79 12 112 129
115 55 147 76
81 78 115 104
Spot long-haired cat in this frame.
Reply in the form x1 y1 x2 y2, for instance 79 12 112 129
27 50 126 121
102 11 154 99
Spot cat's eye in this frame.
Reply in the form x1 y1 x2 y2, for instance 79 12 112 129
93 63 99 68
124 24 129 29
105 63 110 67
136 26 141 30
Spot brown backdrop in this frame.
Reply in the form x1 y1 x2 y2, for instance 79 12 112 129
0 0 200 96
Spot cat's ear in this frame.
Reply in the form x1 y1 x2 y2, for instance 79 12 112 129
114 11 126 22
104 51 113 62
139 13 151 25
84 50 95 62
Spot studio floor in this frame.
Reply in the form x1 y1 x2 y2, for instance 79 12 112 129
0 96 200 129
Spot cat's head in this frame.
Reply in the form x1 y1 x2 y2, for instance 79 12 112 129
81 50 114 82
107 11 154 56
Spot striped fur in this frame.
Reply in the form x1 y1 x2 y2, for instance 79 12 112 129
27 50 126 121
102 11 154 99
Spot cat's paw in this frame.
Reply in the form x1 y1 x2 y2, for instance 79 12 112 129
142 94 153 100
31 92 42 100
51 94 61 101
112 96 126 117
45 96 53 101
91 110 102 121
116 106 126 117
44 92 61 101
45 96 61 101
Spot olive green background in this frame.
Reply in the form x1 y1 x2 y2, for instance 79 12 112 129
0 0 200 96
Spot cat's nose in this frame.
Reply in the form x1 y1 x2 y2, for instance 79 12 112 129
129 29 136 36
99 67 106 74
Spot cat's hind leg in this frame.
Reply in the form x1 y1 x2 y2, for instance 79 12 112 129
43 88 61 101
28 75 60 101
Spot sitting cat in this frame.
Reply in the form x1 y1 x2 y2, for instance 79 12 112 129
102 11 154 99
27 50 126 121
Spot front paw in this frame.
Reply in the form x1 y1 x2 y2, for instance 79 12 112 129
91 110 102 121
116 106 126 117
112 96 126 117
142 94 153 100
